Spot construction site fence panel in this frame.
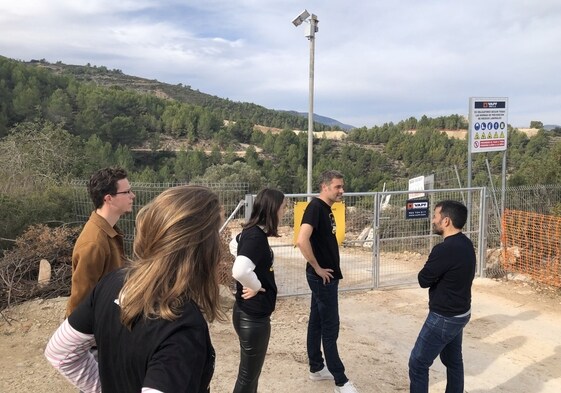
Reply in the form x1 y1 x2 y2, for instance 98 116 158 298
70 181 561 295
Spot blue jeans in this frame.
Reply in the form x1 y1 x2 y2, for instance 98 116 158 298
306 272 348 386
409 311 471 393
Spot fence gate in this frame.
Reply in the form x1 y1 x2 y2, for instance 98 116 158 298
372 187 487 288
246 188 487 296
72 183 488 297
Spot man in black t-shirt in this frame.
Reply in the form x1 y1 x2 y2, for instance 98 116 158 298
408 200 476 393
297 170 359 393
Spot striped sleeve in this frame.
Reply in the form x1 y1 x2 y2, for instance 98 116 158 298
44 319 100 393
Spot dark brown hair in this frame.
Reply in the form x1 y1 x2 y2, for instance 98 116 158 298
88 167 128 209
243 188 285 237
435 200 468 229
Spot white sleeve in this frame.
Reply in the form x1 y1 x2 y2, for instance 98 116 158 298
232 255 262 291
44 319 101 393
229 235 238 257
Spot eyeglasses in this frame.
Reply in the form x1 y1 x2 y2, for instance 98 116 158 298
329 212 337 235
113 190 133 196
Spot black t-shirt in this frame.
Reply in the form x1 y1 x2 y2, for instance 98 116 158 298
418 232 476 317
235 226 277 317
69 269 215 393
301 197 343 279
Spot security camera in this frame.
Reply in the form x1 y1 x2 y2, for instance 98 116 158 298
292 9 310 26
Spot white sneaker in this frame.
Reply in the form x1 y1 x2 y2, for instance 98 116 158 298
334 381 359 393
309 366 334 381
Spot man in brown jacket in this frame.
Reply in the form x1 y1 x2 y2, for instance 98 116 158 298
66 167 135 316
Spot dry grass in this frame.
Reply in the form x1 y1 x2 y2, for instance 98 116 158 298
0 223 236 312
0 225 79 311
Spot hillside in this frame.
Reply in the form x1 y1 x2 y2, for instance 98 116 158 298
3 54 561 257
284 110 355 131
28 59 342 132
1 55 560 235
406 128 541 140
253 124 346 139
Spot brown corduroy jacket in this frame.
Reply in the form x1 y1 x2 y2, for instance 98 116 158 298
66 211 126 317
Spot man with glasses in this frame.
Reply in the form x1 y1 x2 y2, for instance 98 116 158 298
296 170 359 393
66 167 135 316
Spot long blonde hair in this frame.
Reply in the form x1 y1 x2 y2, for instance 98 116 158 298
119 185 224 329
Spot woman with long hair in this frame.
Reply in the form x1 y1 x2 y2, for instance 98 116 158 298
230 188 286 393
45 185 224 393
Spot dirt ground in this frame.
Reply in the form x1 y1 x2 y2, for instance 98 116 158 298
1 277 560 393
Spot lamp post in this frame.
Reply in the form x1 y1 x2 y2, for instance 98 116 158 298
292 10 319 196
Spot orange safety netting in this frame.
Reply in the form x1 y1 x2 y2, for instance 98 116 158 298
501 209 561 287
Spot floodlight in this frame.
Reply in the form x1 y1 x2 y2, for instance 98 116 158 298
292 9 310 26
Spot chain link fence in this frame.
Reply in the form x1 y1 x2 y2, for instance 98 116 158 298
237 188 487 296
265 193 383 295
384 165 561 247
70 177 561 294
387 164 561 287
70 180 249 257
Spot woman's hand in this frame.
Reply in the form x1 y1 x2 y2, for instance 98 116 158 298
241 286 266 299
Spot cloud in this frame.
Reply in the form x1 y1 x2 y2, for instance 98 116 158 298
1 0 560 128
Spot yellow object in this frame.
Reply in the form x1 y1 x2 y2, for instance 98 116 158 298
293 201 345 245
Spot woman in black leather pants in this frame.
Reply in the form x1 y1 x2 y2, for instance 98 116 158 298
230 188 286 393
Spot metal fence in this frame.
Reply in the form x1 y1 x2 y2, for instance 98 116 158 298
70 180 249 256
245 183 561 294
238 188 487 296
388 169 561 288
71 178 561 294
384 165 561 248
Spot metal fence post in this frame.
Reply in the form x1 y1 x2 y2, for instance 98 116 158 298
478 187 488 277
244 194 254 222
373 192 381 289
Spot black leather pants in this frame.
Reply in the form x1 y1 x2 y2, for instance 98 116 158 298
232 302 271 393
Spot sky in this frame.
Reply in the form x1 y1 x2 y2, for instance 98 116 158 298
1 0 560 129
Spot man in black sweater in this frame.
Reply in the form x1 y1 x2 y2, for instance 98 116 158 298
408 200 476 393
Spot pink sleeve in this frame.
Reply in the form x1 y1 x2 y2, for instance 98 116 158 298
45 320 165 393
44 319 100 393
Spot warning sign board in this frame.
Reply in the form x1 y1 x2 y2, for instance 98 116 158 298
469 97 508 153
405 199 430 219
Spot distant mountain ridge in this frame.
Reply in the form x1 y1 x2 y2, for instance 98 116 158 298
284 110 355 131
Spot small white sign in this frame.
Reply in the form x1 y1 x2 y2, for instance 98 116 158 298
408 176 425 199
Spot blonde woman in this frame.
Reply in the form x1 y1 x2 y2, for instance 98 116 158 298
45 185 224 393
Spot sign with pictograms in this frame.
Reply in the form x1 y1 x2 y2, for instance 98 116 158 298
469 97 508 153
